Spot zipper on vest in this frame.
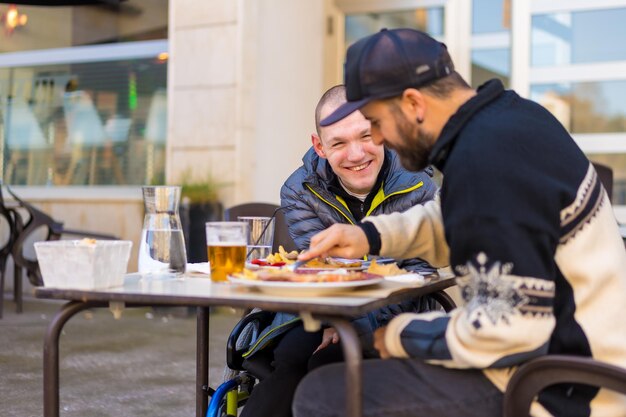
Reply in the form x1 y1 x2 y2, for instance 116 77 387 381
305 184 354 224
366 181 424 216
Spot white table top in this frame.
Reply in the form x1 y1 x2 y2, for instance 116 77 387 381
35 273 456 317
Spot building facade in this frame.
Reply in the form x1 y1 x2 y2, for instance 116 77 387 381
1 0 625 271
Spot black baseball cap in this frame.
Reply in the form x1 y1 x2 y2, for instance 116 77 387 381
320 28 454 126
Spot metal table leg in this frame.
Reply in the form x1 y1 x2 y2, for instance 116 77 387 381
196 306 210 417
43 301 103 417
431 290 456 312
325 318 362 417
14 266 22 313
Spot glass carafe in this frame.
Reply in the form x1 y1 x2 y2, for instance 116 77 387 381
138 186 187 277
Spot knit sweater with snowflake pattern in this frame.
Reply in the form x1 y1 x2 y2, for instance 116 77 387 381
362 79 626 417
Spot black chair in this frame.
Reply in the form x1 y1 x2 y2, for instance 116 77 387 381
6 186 119 312
590 161 626 246
591 161 614 202
224 202 297 253
0 186 21 319
503 355 626 417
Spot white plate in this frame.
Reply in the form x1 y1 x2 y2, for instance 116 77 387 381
384 273 425 284
227 275 384 297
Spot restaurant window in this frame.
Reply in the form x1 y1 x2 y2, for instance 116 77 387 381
586 153 626 204
0 1 167 186
470 0 510 88
531 8 626 67
530 81 626 134
345 7 444 48
472 0 509 34
528 3 626 205
471 48 510 88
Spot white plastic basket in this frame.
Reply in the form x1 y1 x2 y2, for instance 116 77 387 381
34 240 132 289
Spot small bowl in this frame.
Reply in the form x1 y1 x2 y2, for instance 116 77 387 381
34 240 132 289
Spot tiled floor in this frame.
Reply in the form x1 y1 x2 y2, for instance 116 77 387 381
0 296 240 417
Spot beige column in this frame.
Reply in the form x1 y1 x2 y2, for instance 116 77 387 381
167 0 238 205
168 0 328 207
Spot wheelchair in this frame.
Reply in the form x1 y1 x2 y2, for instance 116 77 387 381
207 310 275 417
206 291 457 417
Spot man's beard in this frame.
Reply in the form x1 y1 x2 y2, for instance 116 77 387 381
388 108 436 172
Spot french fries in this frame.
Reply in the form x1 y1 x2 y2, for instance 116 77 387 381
235 269 259 280
366 259 407 276
266 245 300 264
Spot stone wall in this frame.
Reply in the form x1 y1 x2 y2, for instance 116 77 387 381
167 0 327 207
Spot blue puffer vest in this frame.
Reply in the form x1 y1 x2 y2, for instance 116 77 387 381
281 147 438 254
242 148 439 359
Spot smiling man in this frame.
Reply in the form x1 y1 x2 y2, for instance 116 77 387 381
310 93 384 196
281 84 437 251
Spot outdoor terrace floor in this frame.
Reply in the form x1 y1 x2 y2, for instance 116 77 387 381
0 296 240 417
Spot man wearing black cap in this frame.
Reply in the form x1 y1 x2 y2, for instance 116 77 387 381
293 28 626 417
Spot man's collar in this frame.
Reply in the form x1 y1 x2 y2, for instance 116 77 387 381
428 79 505 170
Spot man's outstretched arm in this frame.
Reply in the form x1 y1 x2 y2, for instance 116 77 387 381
298 223 371 261
300 199 449 268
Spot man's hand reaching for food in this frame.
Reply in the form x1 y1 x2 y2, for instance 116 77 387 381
298 224 370 262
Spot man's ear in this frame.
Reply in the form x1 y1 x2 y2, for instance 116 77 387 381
312 134 326 159
402 88 426 122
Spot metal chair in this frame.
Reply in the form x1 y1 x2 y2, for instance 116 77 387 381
60 90 125 185
1 96 53 185
591 161 613 202
590 162 626 246
224 202 297 253
5 187 119 311
0 185 21 318
503 355 626 417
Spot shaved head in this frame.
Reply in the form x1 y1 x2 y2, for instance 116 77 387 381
315 85 346 136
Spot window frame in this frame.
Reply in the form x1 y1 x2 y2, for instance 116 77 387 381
0 40 168 68
524 1 626 155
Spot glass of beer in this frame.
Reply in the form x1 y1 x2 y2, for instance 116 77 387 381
206 222 248 282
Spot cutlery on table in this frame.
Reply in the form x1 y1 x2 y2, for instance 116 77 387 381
287 259 308 272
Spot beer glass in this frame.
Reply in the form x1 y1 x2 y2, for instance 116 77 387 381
206 222 248 282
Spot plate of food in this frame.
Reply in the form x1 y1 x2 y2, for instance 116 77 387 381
295 257 366 272
247 246 298 269
248 246 367 271
228 269 383 296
